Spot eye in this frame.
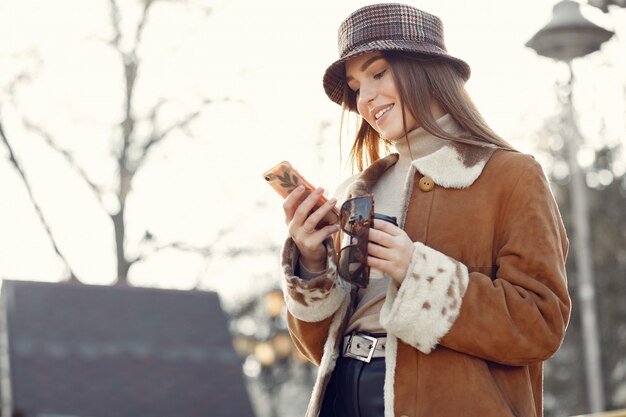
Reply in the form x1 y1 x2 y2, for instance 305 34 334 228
373 69 387 80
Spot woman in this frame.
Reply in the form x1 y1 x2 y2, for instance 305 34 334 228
280 4 570 417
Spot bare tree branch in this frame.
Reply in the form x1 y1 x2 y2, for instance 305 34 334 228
129 241 279 274
4 59 106 211
0 122 79 282
183 0 214 16
2 51 43 104
4 71 36 98
132 0 155 59
131 226 232 266
146 98 168 124
104 0 163 284
108 0 123 50
137 98 214 166
129 241 209 266
127 227 281 279
156 241 213 257
4 49 43 94
21 118 106 210
222 245 280 256
4 0 227 285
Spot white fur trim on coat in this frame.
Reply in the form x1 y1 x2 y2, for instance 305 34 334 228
281 237 349 323
380 242 469 353
412 145 493 189
305 297 351 417
383 333 398 417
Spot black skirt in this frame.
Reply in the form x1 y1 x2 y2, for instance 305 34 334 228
319 355 386 417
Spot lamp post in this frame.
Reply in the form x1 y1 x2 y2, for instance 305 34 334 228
526 0 614 413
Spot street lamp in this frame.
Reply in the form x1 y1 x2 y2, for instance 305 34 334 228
526 0 615 413
526 0 613 61
588 0 626 12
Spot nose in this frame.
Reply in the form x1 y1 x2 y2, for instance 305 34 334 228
357 82 376 105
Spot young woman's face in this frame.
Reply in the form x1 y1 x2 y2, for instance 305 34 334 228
345 52 420 141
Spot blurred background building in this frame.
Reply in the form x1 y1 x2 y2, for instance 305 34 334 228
0 280 254 417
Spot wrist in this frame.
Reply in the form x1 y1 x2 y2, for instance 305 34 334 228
391 274 404 288
299 257 326 273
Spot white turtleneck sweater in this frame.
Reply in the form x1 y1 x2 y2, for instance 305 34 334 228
345 113 463 334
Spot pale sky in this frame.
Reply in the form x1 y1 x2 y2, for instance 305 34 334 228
0 0 624 307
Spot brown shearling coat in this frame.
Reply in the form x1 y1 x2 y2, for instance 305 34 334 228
281 143 570 417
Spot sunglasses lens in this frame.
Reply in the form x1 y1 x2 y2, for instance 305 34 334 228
338 195 374 288
340 196 374 235
338 244 370 288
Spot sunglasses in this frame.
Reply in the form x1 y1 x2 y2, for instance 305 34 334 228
337 195 374 288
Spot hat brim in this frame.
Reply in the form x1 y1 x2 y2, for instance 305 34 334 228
322 40 471 107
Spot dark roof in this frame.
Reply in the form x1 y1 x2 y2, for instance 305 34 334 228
0 280 254 417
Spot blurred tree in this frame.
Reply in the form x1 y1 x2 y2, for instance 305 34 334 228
0 0 239 285
0 123 79 281
536 102 626 416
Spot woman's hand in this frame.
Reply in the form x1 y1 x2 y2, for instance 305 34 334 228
283 185 340 272
367 219 414 285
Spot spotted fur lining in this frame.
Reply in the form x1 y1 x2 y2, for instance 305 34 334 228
380 242 469 353
281 237 349 323
304 296 351 417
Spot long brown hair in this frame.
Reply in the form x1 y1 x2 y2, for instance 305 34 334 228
341 51 516 171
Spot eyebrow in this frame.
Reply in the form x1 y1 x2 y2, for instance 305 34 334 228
345 55 385 82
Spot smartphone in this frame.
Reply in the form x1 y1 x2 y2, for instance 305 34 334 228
263 161 340 228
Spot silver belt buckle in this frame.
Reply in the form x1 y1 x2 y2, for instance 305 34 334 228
344 332 378 363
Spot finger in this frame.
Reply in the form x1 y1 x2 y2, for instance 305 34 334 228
302 222 340 243
368 242 394 260
368 228 395 248
372 218 402 235
302 197 338 231
297 225 339 254
292 187 325 224
368 255 405 279
367 255 391 273
318 223 341 239
283 185 307 222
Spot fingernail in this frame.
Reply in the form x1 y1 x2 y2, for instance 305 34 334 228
296 185 304 191
329 197 337 205
316 187 324 194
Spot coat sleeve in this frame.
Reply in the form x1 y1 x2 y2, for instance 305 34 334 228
380 159 571 366
281 174 358 364
281 236 350 365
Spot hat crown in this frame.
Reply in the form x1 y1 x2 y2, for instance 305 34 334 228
323 3 470 106
338 3 447 57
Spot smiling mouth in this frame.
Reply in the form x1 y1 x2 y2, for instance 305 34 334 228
375 104 394 120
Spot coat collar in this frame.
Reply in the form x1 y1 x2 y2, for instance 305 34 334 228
346 141 498 197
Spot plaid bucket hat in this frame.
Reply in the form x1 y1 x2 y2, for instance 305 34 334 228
323 3 471 106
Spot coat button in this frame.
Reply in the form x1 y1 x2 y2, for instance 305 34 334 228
418 176 434 192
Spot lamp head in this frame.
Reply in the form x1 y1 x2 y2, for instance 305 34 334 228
526 0 614 61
